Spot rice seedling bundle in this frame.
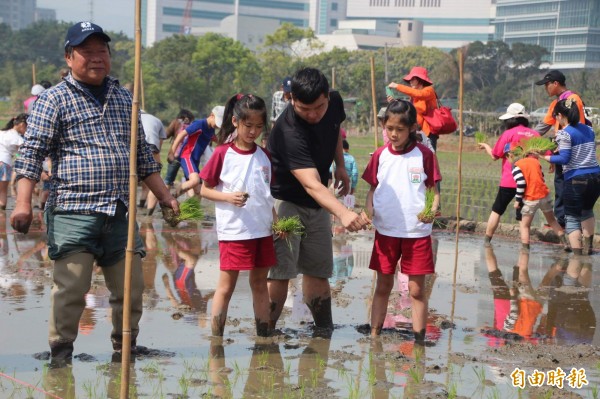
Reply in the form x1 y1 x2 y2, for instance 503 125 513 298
474 132 487 144
273 216 305 249
162 197 204 227
520 137 557 154
417 188 436 224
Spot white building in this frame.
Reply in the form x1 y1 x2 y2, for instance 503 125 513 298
190 14 281 51
142 0 346 47
345 0 495 50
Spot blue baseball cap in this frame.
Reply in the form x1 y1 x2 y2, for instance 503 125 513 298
64 21 111 49
282 76 292 93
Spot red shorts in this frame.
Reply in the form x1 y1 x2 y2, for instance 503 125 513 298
369 231 434 275
219 236 276 271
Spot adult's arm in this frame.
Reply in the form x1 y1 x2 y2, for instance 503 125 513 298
10 178 36 234
291 168 367 232
143 172 179 213
534 122 553 136
389 83 435 101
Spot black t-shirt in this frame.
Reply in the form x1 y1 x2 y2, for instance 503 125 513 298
268 90 346 208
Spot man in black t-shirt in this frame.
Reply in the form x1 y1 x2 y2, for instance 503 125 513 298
267 67 369 333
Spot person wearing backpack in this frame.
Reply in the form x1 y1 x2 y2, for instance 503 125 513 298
534 70 588 230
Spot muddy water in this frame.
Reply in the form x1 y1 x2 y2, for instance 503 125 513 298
1 211 599 398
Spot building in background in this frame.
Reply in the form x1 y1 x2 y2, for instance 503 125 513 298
191 14 280 51
0 0 55 30
0 0 35 30
345 0 494 50
142 0 349 47
34 8 56 22
493 0 600 69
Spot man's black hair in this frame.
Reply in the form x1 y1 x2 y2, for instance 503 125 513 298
291 67 329 104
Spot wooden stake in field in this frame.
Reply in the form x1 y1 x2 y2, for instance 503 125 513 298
31 63 36 85
331 67 336 89
369 56 379 151
120 0 142 397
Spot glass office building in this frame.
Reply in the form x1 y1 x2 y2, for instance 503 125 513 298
493 0 600 68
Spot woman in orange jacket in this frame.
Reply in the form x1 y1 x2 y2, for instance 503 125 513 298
388 66 439 150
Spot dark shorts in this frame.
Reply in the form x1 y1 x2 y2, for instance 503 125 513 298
45 201 145 267
268 200 333 280
492 186 516 215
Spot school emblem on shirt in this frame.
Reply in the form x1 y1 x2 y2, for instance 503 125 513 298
259 166 270 183
409 167 424 184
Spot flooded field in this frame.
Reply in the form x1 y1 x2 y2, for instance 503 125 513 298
1 209 599 398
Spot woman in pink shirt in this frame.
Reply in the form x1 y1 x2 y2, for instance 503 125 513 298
478 103 539 245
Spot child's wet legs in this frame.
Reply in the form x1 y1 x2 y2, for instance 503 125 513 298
211 270 239 336
370 272 394 336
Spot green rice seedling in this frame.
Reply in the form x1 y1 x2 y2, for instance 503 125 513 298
591 384 598 399
273 216 305 249
472 365 486 385
162 197 204 227
177 197 204 223
447 381 457 399
520 136 557 154
407 366 422 383
474 132 487 144
417 188 436 223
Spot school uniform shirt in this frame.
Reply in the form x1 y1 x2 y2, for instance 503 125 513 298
511 157 550 203
362 142 438 238
492 126 539 188
0 128 24 166
200 142 274 241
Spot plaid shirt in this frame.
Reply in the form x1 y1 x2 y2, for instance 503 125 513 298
15 74 161 216
271 90 290 122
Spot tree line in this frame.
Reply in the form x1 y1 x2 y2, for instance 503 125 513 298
2 20 599 131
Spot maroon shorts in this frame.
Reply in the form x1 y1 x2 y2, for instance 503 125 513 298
369 231 434 275
219 236 276 271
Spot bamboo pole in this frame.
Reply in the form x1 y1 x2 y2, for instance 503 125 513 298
331 67 336 89
370 57 378 151
453 48 466 275
32 63 36 85
140 68 145 111
120 0 142 397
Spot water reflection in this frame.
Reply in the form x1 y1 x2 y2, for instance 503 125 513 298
483 246 596 345
541 255 596 345
160 221 214 328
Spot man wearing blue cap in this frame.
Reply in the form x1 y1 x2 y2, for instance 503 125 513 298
11 21 179 363
270 76 292 123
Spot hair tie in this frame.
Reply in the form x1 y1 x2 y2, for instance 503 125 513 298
236 93 244 100
565 98 575 109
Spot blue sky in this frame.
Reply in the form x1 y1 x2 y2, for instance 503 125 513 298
37 0 135 38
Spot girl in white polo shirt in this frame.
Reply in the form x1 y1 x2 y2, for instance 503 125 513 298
200 94 276 337
362 100 440 342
